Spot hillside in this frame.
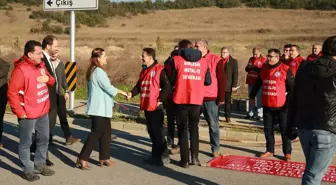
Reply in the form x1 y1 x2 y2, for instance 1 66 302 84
0 4 335 89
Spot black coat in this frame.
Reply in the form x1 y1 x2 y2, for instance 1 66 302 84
287 56 336 134
224 55 238 92
42 53 57 109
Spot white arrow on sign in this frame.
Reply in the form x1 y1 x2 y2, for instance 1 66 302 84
43 0 98 11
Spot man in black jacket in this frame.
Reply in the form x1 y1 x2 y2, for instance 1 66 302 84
127 48 171 166
50 52 81 146
220 47 238 123
42 35 59 166
250 48 294 162
287 35 336 185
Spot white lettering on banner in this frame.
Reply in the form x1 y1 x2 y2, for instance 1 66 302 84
140 93 150 98
37 83 46 89
56 0 73 7
263 91 277 96
184 62 200 67
141 87 150 91
141 81 151 85
263 80 276 85
184 68 201 74
37 89 48 96
37 94 49 104
182 75 201 80
263 85 276 91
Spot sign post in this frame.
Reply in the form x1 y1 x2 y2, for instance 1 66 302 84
43 0 98 111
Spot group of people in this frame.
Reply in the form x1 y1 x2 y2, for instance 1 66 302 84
0 34 335 185
245 37 336 185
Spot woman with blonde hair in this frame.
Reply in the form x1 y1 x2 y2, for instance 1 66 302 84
76 48 128 170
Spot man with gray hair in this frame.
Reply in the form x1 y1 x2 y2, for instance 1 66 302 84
195 40 226 157
306 43 322 62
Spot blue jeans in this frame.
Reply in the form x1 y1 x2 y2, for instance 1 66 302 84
248 84 262 117
201 101 220 153
298 129 336 185
19 114 49 173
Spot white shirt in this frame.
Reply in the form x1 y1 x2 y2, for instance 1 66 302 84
43 51 59 93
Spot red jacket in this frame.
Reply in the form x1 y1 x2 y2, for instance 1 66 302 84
7 56 55 119
260 63 289 108
216 58 228 103
307 52 322 62
203 50 221 101
173 56 208 105
285 55 305 77
245 56 267 85
139 64 164 111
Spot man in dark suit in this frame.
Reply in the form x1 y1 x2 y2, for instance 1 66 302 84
220 47 238 123
41 35 59 166
50 51 80 145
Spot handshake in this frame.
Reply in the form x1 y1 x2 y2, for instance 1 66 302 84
118 90 132 100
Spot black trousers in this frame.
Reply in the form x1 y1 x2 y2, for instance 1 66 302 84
166 99 177 147
79 116 111 160
225 92 232 118
56 95 71 139
0 83 8 143
144 109 169 159
263 107 292 155
176 104 201 163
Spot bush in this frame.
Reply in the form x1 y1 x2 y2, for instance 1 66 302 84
64 27 70 35
216 0 241 8
0 0 8 7
245 0 269 7
52 25 63 34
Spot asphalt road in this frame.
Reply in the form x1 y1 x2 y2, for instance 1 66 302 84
0 114 335 185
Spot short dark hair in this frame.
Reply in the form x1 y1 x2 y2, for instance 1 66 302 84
284 44 292 48
268 48 281 56
178 39 193 49
24 40 42 56
291 44 300 51
322 36 336 56
143 48 156 59
42 35 57 49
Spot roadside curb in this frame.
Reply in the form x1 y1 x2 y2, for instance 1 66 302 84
4 111 292 144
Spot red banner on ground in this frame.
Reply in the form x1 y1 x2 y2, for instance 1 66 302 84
208 155 336 183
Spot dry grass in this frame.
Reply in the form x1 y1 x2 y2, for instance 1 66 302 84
0 5 335 91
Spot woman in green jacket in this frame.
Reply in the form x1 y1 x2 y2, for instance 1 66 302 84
76 48 128 170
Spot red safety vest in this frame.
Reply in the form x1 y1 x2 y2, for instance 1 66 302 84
245 56 267 85
260 63 289 108
203 51 221 99
8 56 52 119
173 56 208 105
285 55 305 77
139 64 164 111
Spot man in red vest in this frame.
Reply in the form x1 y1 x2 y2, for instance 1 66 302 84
249 48 294 162
7 40 56 181
280 44 292 64
164 40 194 155
286 45 305 77
127 48 171 166
195 40 226 158
170 45 211 168
306 43 322 62
245 47 267 120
